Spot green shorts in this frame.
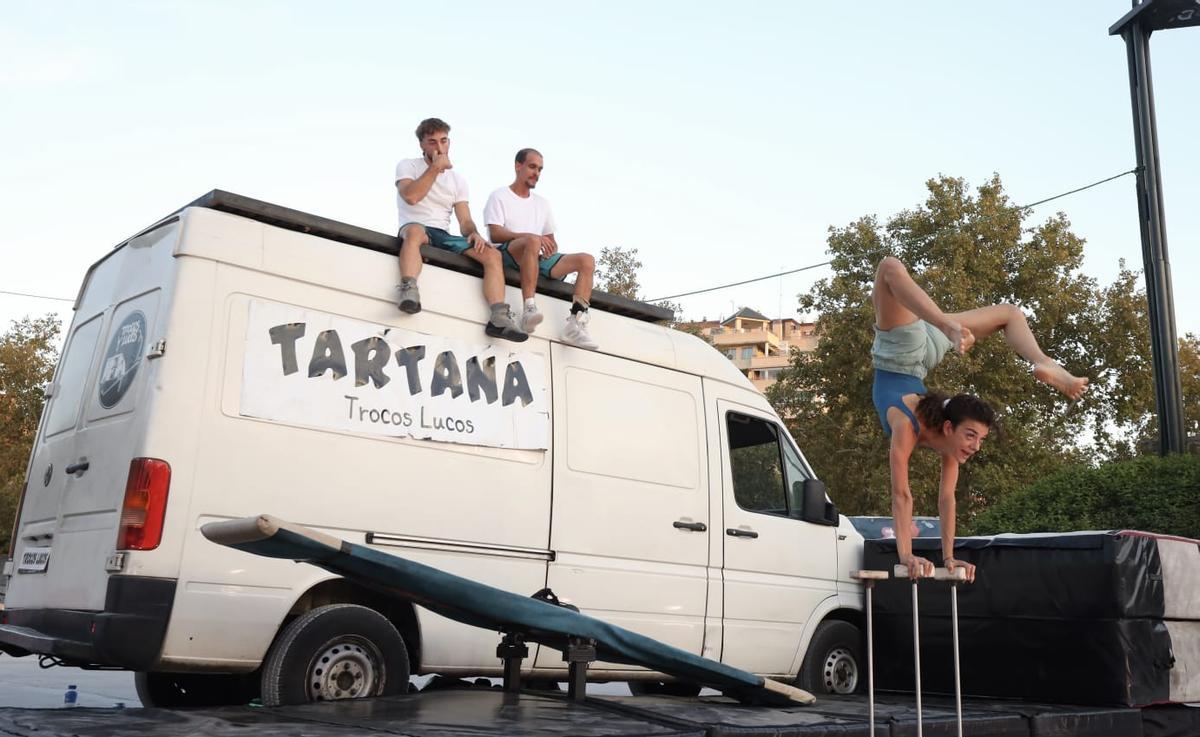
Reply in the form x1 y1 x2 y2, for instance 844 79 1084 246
870 319 952 381
401 224 471 254
497 242 565 280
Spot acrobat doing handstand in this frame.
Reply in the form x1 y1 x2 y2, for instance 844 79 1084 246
870 257 1088 581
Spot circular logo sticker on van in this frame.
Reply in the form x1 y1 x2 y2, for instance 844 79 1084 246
98 311 146 409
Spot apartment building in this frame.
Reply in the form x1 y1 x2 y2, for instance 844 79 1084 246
682 308 817 393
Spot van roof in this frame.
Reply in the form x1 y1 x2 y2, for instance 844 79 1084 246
164 190 673 324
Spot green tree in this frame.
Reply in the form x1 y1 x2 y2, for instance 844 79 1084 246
596 246 643 300
1 316 61 551
971 453 1200 538
767 174 1160 527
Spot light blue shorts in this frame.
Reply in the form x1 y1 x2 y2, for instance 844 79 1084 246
870 319 952 381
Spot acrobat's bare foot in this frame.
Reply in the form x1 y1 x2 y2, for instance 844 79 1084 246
941 321 975 354
1034 361 1089 401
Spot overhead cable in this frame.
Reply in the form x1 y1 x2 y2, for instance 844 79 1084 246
647 167 1140 302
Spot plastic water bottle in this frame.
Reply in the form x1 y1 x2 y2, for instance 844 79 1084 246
63 684 78 707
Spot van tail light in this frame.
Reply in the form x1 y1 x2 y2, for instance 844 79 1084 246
118 458 171 551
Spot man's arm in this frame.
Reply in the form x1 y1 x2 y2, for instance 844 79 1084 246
938 456 975 582
888 417 931 578
486 223 557 255
397 156 449 206
453 201 490 252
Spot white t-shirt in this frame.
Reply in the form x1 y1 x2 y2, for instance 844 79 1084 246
394 157 470 231
483 186 556 238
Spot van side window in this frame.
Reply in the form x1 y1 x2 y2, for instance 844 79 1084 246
44 315 104 437
727 412 788 516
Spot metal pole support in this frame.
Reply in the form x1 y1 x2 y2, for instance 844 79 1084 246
496 631 529 693
851 569 889 736
564 636 597 702
933 567 968 737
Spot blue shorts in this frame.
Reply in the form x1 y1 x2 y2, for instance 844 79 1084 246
401 224 471 254
497 241 565 280
872 369 925 437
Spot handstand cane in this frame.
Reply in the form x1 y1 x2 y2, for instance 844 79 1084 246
933 566 968 737
893 564 929 737
850 569 888 734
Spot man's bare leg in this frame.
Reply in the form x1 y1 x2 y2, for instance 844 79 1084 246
398 224 427 280
463 246 506 305
396 224 427 313
951 304 1089 400
505 236 541 301
550 252 596 304
873 257 972 353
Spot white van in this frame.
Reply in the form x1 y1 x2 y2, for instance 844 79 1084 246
0 191 866 707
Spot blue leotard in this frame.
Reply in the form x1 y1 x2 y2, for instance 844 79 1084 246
871 320 954 437
872 369 924 437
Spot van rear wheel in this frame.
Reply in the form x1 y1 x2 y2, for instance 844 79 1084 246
261 603 411 706
796 620 863 695
134 671 256 707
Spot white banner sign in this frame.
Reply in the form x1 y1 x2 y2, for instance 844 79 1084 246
240 300 549 449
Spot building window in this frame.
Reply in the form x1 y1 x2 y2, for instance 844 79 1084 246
741 347 753 360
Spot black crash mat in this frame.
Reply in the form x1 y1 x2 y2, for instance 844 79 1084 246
864 532 1197 621
867 614 1172 706
801 693 1024 736
863 533 1193 706
589 692 1037 736
0 690 702 737
897 694 1145 737
1140 705 1200 737
588 694 880 736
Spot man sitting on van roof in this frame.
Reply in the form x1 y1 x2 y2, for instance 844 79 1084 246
394 117 527 342
484 148 598 350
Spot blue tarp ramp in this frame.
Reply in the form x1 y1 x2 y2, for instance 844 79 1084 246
200 515 814 707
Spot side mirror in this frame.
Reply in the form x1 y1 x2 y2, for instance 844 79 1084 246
797 479 838 526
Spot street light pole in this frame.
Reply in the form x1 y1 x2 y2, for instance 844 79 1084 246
1109 0 1197 455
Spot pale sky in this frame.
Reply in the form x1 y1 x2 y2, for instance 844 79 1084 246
2 1 1197 340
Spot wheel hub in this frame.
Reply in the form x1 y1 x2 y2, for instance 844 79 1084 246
822 646 859 694
308 637 384 701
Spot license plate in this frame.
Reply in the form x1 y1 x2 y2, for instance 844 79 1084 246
17 546 51 574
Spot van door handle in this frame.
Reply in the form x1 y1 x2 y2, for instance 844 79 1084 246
673 520 707 532
65 461 90 476
726 528 759 539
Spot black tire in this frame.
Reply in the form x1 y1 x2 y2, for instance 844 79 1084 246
796 620 863 695
261 603 410 706
628 680 703 697
134 671 257 707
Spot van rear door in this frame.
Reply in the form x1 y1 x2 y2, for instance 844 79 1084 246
7 223 177 614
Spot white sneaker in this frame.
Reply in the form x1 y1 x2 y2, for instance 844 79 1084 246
521 303 544 333
563 313 599 350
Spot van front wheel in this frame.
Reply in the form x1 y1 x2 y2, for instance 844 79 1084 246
796 620 863 695
261 603 411 706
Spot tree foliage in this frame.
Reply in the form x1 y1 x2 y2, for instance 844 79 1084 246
596 246 643 300
767 174 1174 527
1 316 61 551
970 453 1200 538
